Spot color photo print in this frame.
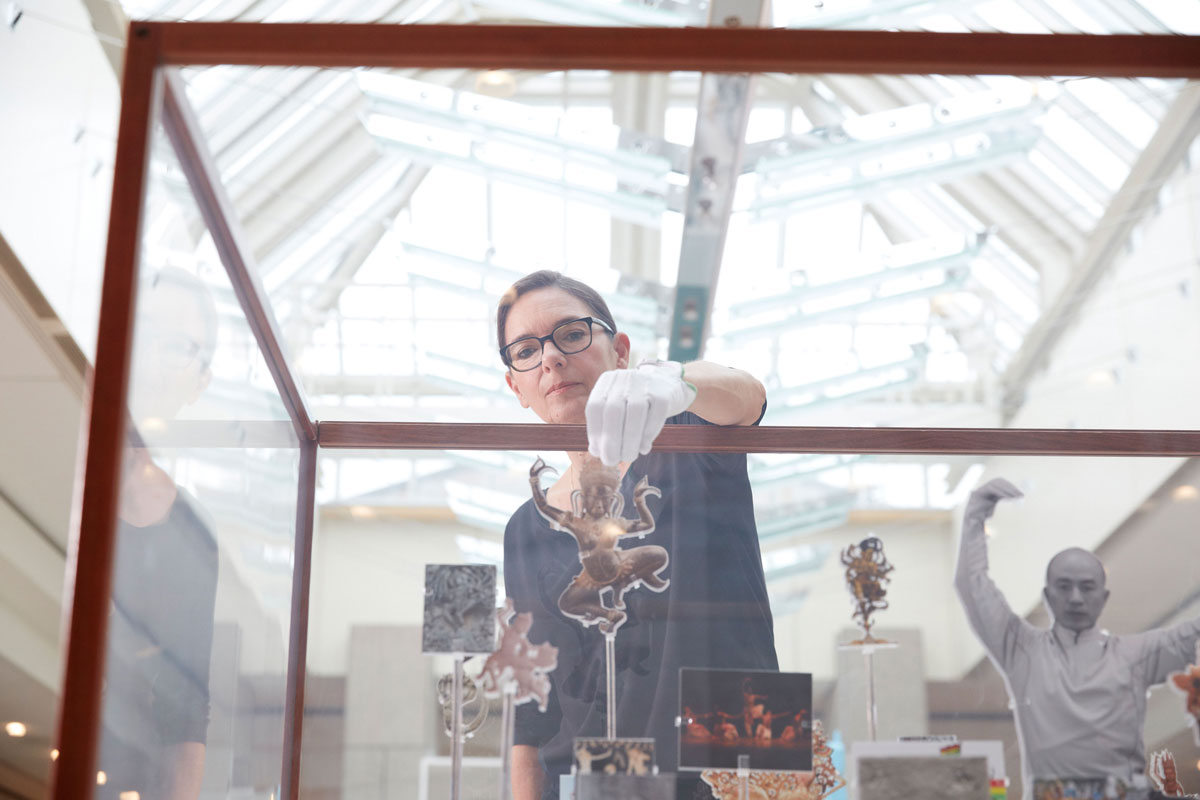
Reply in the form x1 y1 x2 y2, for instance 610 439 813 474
679 668 813 771
421 564 497 654
574 737 655 776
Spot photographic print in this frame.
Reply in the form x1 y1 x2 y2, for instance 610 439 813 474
679 668 813 771
574 737 655 776
575 773 675 800
422 564 497 654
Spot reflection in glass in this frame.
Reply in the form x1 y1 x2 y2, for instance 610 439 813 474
99 128 299 800
101 268 220 800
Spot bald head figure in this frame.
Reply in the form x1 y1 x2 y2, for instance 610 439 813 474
1044 547 1110 634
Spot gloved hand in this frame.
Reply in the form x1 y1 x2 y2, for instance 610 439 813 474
965 477 1023 522
586 359 698 466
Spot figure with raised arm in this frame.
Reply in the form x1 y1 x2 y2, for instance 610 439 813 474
955 477 1200 800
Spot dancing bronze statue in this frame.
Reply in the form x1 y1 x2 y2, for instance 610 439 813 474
529 455 669 634
841 536 894 644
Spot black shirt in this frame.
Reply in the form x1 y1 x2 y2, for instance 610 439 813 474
503 411 777 797
99 490 219 799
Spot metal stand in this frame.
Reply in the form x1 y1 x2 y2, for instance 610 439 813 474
450 654 464 800
837 638 898 742
499 684 516 800
604 632 616 740
737 754 751 800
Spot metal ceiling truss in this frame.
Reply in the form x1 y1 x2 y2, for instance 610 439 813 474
667 0 768 361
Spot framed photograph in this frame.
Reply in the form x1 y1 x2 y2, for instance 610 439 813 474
421 564 497 654
574 774 675 800
574 737 655 776
679 668 813 771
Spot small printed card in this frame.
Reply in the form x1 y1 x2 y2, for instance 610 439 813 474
574 737 655 776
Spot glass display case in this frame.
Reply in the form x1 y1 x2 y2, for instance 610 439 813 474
54 20 1200 800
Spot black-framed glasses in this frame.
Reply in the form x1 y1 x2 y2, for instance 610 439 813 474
500 316 615 372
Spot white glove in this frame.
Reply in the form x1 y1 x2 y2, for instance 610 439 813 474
586 359 698 466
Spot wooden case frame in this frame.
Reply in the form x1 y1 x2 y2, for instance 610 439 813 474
53 21 1200 800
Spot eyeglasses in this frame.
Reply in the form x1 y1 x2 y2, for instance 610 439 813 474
500 316 614 372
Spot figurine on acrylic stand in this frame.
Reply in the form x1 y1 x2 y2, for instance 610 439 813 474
1148 750 1198 798
838 536 897 740
840 536 894 645
480 599 559 800
422 564 497 800
529 454 668 740
530 455 668 635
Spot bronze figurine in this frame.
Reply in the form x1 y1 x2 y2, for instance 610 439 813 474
529 456 669 634
841 536 894 644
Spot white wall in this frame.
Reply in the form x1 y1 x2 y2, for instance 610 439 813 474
0 494 63 692
306 511 497 675
0 0 118 359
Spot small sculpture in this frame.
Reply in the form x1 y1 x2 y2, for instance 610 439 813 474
1169 643 1200 746
436 670 489 738
479 598 559 711
529 456 669 634
1148 750 1195 798
700 720 844 800
841 537 894 644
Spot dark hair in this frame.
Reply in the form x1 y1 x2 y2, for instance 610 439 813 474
496 270 617 363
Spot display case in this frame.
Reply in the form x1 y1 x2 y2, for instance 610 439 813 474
54 19 1200 800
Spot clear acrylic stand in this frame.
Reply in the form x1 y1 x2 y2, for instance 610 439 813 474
737 754 751 800
499 683 516 800
605 632 617 740
450 652 465 800
837 639 899 741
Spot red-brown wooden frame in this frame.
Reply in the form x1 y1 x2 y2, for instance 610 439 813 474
52 19 1200 800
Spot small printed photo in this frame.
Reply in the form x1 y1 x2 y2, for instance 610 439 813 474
422 564 497 654
575 773 675 800
679 668 813 772
574 737 655 776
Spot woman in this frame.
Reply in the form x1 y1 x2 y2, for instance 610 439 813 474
499 270 778 800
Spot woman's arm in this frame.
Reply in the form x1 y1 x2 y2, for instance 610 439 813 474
682 361 767 426
511 744 545 800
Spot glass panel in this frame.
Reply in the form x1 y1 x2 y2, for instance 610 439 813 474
166 68 1200 431
97 124 299 800
301 445 1200 799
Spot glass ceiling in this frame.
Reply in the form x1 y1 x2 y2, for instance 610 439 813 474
120 0 1200 576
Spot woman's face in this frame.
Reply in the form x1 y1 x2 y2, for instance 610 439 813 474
502 287 629 424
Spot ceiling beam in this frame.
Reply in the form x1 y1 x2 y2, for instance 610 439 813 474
78 0 127 79
668 0 768 362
